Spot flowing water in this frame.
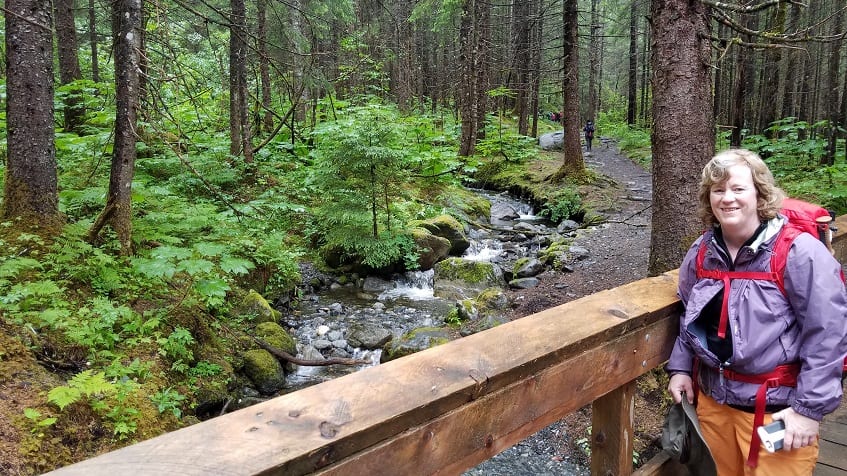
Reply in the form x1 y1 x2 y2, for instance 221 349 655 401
281 189 557 391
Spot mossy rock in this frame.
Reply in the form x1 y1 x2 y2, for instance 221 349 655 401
411 214 470 256
255 322 296 354
433 257 505 300
475 287 509 312
241 349 286 396
235 290 280 324
411 227 451 270
380 327 452 363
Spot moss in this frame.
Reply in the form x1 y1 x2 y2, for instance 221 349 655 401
512 257 530 275
255 322 296 354
235 289 280 324
241 349 285 395
381 327 451 362
434 258 498 284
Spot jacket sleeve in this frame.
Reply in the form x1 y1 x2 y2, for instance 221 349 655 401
783 233 847 421
666 237 704 375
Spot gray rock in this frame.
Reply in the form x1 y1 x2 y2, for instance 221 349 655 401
363 276 394 293
491 202 520 221
509 277 540 289
538 131 564 150
557 219 580 233
514 258 545 278
569 246 590 260
312 339 332 350
347 322 393 349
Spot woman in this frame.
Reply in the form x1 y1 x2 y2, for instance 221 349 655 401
666 149 847 475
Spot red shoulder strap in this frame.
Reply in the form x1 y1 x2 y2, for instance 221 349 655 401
770 226 803 295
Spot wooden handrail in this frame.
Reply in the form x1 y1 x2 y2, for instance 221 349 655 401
44 215 847 476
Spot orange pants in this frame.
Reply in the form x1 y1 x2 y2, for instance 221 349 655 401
696 391 818 476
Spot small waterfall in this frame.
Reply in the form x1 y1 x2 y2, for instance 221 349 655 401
378 270 435 300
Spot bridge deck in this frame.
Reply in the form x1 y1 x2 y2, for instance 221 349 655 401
816 381 847 475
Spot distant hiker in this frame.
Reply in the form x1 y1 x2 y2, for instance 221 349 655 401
583 120 595 151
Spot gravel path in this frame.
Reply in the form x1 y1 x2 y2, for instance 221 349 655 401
465 139 655 475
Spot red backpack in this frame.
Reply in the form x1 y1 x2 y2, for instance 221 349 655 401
695 197 844 359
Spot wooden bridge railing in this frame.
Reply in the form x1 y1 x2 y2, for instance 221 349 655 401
45 215 847 476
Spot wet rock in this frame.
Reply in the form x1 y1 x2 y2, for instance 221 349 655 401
347 323 393 349
235 289 281 324
255 322 297 354
241 349 286 396
433 257 506 301
413 214 470 256
491 202 520 221
411 227 452 270
513 258 545 278
312 339 332 350
459 314 509 336
381 327 452 362
363 276 393 293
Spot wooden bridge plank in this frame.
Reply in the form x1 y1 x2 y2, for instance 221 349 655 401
46 272 680 476
317 315 676 475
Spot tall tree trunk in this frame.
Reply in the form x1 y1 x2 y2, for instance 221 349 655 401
640 13 651 125
89 0 99 82
229 0 252 162
474 0 490 141
587 0 600 122
393 0 414 112
823 6 844 166
757 3 786 136
780 4 802 120
530 0 542 138
257 0 273 134
513 0 531 135
729 44 744 147
54 0 84 132
553 0 584 179
627 0 638 126
3 0 61 230
87 0 142 254
649 0 713 275
458 0 478 157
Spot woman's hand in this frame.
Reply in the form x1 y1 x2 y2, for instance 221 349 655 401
668 373 694 404
771 408 819 450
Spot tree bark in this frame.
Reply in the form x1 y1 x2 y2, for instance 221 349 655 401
89 0 99 83
587 0 600 123
54 0 84 132
627 0 638 126
3 0 62 230
513 0 532 135
88 0 142 255
649 0 713 275
823 5 844 166
458 0 478 157
553 0 584 179
228 0 253 162
257 0 273 134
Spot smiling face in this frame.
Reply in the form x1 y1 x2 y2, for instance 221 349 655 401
709 164 761 242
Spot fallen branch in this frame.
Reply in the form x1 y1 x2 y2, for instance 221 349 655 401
251 336 370 367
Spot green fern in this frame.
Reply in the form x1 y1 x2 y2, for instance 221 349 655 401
47 370 115 411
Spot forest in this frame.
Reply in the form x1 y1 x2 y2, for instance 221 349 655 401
1 0 847 473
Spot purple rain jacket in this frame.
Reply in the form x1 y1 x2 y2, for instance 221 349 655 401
666 216 847 421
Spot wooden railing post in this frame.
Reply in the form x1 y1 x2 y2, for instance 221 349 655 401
591 379 636 476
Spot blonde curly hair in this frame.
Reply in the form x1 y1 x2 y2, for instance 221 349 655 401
698 149 785 227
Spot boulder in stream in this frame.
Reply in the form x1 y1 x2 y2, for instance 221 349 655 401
432 257 506 301
381 327 451 363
